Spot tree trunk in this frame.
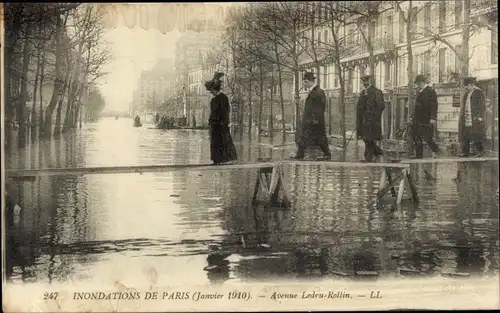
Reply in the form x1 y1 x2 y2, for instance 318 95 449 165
330 13 347 147
31 30 44 138
277 66 286 142
18 23 33 149
269 73 274 141
63 80 78 133
292 21 301 134
457 0 471 143
4 15 21 149
337 63 347 147
460 0 470 84
43 9 64 138
55 73 71 136
258 63 264 137
293 63 301 135
38 48 46 136
405 1 416 153
247 66 253 140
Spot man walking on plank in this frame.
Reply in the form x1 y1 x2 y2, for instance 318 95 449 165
356 74 385 163
292 71 331 160
458 76 486 157
409 74 441 159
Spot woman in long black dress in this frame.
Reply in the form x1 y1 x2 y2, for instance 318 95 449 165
205 72 238 165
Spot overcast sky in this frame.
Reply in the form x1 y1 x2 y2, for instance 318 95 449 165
97 4 181 112
96 3 235 113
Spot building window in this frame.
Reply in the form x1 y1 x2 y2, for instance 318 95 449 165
386 15 394 43
384 62 391 84
438 48 447 83
370 20 377 39
323 66 328 89
424 50 431 76
412 54 418 76
454 44 462 73
492 30 498 64
455 0 463 29
424 4 431 36
348 69 353 93
399 10 405 43
333 66 339 88
439 1 447 33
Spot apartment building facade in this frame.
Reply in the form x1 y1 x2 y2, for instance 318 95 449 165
295 0 497 143
131 58 175 116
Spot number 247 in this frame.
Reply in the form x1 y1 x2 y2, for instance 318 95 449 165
43 292 59 300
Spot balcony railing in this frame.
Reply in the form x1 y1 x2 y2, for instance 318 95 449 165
471 0 497 11
348 36 396 55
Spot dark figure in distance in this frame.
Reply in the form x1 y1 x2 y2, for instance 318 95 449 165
409 74 441 159
356 74 385 162
192 111 197 128
293 71 331 160
155 113 160 125
458 77 486 157
206 72 238 165
134 114 142 127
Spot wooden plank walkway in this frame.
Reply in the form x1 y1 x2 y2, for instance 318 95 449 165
4 162 276 178
399 156 498 164
5 160 410 178
5 156 496 178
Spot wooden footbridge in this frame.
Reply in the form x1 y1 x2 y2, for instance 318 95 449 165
5 157 498 207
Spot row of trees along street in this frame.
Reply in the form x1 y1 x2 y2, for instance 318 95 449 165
208 1 496 147
4 3 112 150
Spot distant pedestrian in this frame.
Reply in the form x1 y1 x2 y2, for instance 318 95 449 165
205 72 238 165
409 75 441 159
292 71 331 160
356 74 385 162
192 111 197 128
458 77 486 157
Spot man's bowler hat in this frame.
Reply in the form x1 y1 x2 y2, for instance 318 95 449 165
414 74 427 84
303 71 316 81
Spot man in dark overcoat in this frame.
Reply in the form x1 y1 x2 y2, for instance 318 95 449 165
458 76 486 157
410 74 441 159
293 71 331 160
356 74 385 162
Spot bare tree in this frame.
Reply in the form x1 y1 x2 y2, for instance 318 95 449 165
319 2 358 147
395 0 428 152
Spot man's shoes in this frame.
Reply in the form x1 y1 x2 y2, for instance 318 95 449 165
319 154 332 161
289 155 304 160
359 159 374 163
457 153 469 158
432 148 442 159
409 155 423 159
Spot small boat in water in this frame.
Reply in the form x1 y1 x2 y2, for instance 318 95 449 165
133 115 142 127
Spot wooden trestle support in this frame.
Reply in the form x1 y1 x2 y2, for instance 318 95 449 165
251 164 291 208
376 164 420 206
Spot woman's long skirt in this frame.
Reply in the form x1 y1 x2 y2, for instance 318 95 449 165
210 124 238 164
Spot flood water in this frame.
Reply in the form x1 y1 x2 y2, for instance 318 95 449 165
4 117 500 286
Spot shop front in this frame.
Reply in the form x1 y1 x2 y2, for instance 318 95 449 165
391 86 412 140
433 83 461 144
477 78 499 150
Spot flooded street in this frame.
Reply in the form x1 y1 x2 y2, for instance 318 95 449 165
5 117 500 286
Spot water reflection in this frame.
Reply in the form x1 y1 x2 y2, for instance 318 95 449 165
4 118 499 285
